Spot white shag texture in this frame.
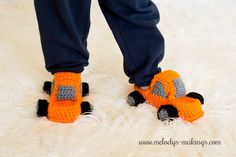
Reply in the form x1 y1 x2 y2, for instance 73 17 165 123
0 0 236 156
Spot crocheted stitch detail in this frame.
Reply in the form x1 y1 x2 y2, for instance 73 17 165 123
158 109 169 121
56 85 76 100
127 95 136 106
173 78 186 98
152 82 167 98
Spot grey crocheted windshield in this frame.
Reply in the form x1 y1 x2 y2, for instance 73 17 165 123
173 78 186 98
152 82 167 98
56 85 76 100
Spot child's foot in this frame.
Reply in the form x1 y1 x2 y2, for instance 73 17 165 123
128 70 204 122
48 72 82 123
37 72 91 123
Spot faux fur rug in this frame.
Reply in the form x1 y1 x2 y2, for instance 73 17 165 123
0 0 235 156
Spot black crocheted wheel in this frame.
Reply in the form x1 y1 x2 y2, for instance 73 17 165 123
157 105 179 121
43 81 52 95
186 92 204 104
82 82 89 97
37 99 49 117
127 91 146 107
81 101 92 114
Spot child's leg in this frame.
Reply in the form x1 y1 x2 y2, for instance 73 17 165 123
98 1 205 122
98 0 164 87
34 0 91 74
34 0 91 122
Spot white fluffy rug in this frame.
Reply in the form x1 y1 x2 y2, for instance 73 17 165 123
0 0 236 156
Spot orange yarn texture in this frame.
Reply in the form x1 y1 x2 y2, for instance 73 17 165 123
48 72 82 123
135 70 204 122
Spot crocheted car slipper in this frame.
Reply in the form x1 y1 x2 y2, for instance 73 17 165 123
127 70 204 122
37 72 92 123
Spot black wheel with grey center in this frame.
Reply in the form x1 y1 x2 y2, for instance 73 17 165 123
127 91 146 107
157 105 179 121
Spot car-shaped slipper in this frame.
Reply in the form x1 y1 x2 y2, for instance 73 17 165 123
37 81 92 120
127 70 204 122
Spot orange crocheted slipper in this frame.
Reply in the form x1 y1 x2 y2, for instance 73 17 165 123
127 70 204 122
37 72 92 123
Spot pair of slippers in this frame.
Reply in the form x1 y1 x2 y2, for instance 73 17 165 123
37 70 204 123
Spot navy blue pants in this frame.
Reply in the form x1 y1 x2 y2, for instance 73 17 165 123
34 0 164 87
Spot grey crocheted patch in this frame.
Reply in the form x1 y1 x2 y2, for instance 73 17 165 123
56 85 76 100
152 82 167 98
127 96 136 106
173 78 186 98
158 109 169 121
